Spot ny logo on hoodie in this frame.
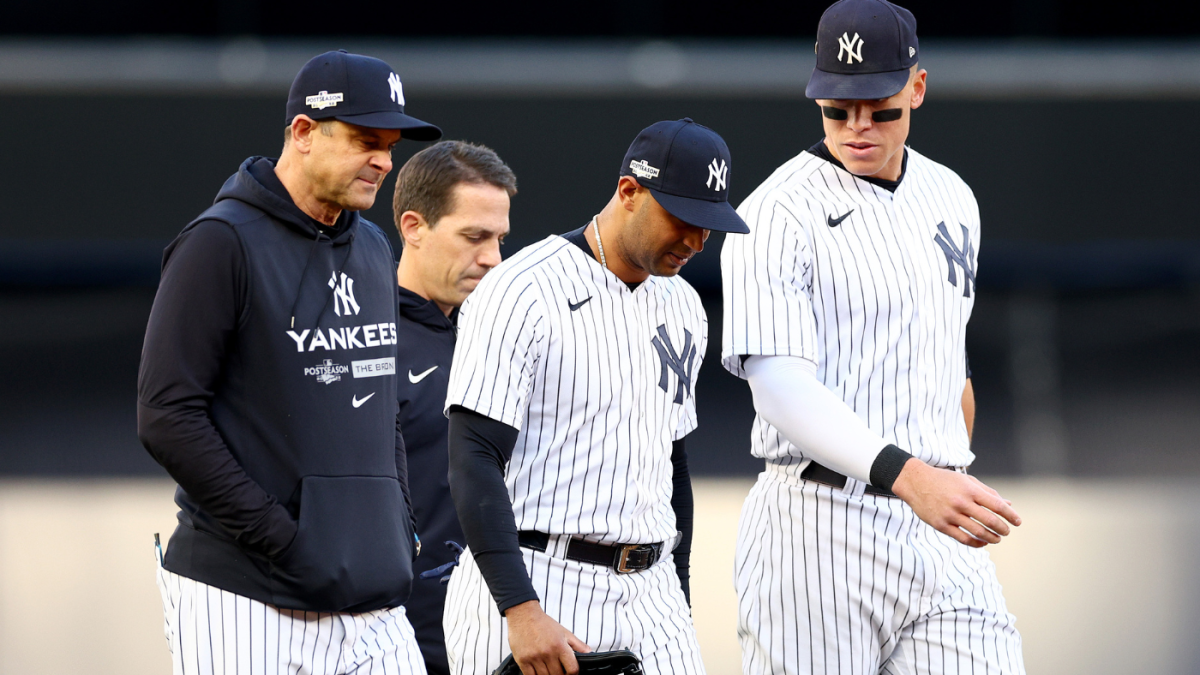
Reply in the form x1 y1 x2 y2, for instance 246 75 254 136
329 272 361 316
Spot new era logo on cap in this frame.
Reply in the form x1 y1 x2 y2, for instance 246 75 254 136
618 118 748 234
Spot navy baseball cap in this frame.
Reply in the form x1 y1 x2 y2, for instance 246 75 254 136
806 0 919 101
619 118 749 234
286 50 442 141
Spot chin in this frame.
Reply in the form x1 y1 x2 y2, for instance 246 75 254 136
846 161 889 178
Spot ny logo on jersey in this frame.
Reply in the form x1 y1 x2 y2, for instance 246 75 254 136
387 72 405 106
651 325 696 405
933 222 976 298
838 32 864 64
706 159 728 191
328 272 361 316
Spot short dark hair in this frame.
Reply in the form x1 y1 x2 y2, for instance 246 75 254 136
393 140 517 237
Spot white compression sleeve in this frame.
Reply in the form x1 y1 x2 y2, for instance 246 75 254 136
744 354 889 484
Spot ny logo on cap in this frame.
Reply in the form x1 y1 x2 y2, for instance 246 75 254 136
838 32 864 65
706 158 728 191
387 72 405 106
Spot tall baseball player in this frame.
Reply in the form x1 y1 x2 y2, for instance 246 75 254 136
721 1 1025 673
392 140 518 675
139 51 440 675
442 118 749 675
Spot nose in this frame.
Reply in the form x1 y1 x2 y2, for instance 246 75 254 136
479 239 502 269
371 151 393 176
683 226 707 252
846 103 873 132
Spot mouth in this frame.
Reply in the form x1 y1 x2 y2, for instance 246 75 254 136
842 142 878 158
667 252 692 267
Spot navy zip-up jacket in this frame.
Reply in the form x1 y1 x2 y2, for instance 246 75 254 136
138 156 416 613
395 286 462 675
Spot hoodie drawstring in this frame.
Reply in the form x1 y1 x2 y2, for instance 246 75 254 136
307 234 356 331
289 227 358 335
288 232 326 329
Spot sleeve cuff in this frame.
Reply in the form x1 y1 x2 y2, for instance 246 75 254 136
237 504 298 559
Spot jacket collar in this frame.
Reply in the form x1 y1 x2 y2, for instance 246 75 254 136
398 285 456 333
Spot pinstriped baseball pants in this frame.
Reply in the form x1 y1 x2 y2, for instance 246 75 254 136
156 561 426 675
444 540 705 675
735 468 1025 675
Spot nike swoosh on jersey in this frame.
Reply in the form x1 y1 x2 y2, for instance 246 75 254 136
568 297 592 311
408 366 438 384
826 209 855 227
352 392 375 408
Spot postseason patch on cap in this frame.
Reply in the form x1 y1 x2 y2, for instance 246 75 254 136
629 159 661 180
306 91 344 110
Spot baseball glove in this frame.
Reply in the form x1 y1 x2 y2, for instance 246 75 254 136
491 650 643 675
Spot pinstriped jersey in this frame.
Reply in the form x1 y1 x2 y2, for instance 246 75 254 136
721 145 978 471
446 233 707 545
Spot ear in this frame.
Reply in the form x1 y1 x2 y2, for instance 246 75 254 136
616 175 641 212
398 210 429 249
910 69 928 110
290 115 319 154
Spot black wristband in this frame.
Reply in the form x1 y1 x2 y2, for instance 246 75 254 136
869 444 914 492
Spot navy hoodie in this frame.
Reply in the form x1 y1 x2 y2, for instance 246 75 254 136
395 286 462 675
138 156 415 613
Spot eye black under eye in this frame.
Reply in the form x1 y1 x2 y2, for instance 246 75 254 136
821 106 904 122
822 106 848 120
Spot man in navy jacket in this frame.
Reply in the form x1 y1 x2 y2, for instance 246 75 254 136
391 140 517 675
138 51 442 674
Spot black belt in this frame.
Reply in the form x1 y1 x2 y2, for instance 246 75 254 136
801 461 898 497
801 461 967 498
518 531 664 574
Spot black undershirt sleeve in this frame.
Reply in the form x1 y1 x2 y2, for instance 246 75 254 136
670 437 693 606
137 220 298 560
446 405 537 613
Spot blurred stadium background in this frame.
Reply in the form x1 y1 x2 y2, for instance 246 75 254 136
1 1 1198 672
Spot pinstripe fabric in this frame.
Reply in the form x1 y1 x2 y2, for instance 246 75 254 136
156 563 426 675
444 545 704 675
446 234 707 546
721 146 1023 674
721 147 978 478
734 469 1023 675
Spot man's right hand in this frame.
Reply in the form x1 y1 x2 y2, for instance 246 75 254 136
891 458 1022 548
505 600 592 675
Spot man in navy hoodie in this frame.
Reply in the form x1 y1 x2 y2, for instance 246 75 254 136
391 140 517 675
138 51 442 675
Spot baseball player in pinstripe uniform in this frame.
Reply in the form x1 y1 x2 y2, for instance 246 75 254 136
721 1 1025 673
442 119 749 675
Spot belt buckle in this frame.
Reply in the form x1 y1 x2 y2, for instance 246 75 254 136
615 544 641 574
